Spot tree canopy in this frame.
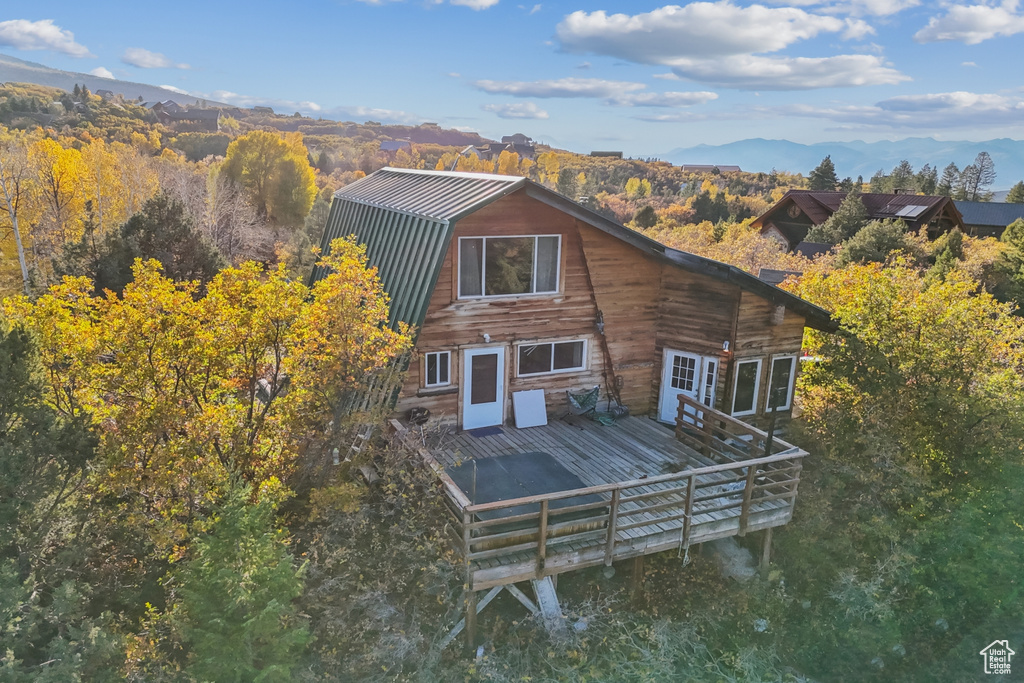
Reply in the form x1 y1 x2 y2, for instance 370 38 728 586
219 130 317 228
808 155 838 191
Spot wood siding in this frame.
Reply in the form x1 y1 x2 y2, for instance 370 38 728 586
396 190 607 423
728 291 807 428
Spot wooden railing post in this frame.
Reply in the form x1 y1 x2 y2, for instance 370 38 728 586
537 500 549 576
681 475 695 549
604 488 621 566
738 464 758 535
701 412 713 458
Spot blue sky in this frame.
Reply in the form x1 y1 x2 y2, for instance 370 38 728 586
1 1 1023 156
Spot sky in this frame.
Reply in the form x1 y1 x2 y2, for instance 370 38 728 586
1 1 1023 156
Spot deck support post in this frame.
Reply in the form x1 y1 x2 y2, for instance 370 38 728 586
760 527 773 577
537 500 549 576
631 555 645 601
464 589 478 652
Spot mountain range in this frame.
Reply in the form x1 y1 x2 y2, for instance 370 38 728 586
665 138 1024 191
0 53 228 106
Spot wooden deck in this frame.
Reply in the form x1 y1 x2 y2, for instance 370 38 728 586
397 395 808 592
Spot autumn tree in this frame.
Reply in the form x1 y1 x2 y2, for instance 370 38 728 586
808 155 838 190
837 219 920 266
220 130 316 228
0 126 35 294
790 259 1024 475
5 238 413 546
29 137 87 269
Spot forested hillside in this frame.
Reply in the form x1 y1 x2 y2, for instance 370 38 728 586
2 82 1024 681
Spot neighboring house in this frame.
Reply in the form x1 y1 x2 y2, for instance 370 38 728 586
311 168 834 432
501 133 533 146
955 200 1024 238
480 141 536 161
753 190 964 251
380 140 412 153
95 89 115 99
681 164 742 173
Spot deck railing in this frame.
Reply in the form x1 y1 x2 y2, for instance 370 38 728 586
402 394 807 584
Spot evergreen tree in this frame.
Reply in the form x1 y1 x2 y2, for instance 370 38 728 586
632 205 658 229
890 160 915 192
1007 181 1024 204
972 151 996 200
838 219 918 266
806 190 869 244
869 169 890 193
808 155 839 190
916 164 938 194
937 162 960 197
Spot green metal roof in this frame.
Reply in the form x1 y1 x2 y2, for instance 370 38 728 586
311 168 835 333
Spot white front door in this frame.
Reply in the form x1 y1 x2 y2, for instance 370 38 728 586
658 349 719 424
462 347 505 430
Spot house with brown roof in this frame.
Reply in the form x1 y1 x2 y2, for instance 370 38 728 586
753 190 964 251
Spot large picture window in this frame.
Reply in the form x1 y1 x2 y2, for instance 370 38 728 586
766 355 797 412
731 358 762 417
458 235 560 298
517 340 586 376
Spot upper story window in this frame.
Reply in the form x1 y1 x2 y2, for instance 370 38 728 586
458 235 560 298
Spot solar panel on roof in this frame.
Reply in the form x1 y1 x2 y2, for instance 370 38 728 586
896 205 928 218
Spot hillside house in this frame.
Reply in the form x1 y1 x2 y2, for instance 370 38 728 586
955 200 1024 238
312 168 834 643
754 189 964 251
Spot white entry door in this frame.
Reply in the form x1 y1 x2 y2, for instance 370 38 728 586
658 349 719 424
462 347 505 430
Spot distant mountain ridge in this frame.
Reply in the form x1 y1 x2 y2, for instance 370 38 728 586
665 138 1024 191
0 53 229 106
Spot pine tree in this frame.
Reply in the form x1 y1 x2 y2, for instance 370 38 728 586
808 155 839 190
806 190 868 244
937 163 960 196
1006 181 1024 203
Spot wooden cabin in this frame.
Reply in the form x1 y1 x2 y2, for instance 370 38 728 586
313 168 834 433
753 189 964 251
312 168 836 643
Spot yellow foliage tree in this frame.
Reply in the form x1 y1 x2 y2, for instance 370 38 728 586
220 130 316 228
3 237 412 546
29 137 87 268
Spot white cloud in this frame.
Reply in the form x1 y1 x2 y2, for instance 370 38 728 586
963 61 979 67
530 4 542 14
671 54 907 89
474 77 646 98
482 102 549 119
159 85 190 95
609 91 718 107
89 66 114 79
122 47 190 69
210 89 322 112
473 77 717 107
555 3 905 90
0 19 92 57
323 105 423 124
776 91 1024 129
450 0 500 7
763 0 919 17
447 72 461 78
557 4 846 62
914 1 1024 44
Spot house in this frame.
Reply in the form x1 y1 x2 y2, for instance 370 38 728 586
380 140 413 153
955 200 1024 238
681 164 741 173
501 133 533 146
312 167 833 433
95 89 115 99
753 190 964 251
311 168 832 641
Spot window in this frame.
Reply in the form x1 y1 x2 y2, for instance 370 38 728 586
517 340 586 376
766 355 797 412
731 358 762 417
423 351 451 388
702 358 718 408
458 235 560 298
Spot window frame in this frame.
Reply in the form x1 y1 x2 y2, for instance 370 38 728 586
456 234 562 300
765 354 798 412
515 338 588 377
730 357 763 417
423 350 452 388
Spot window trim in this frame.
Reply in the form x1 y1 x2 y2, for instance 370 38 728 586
765 354 798 412
423 350 452 388
515 338 588 377
456 234 562 300
731 357 763 417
